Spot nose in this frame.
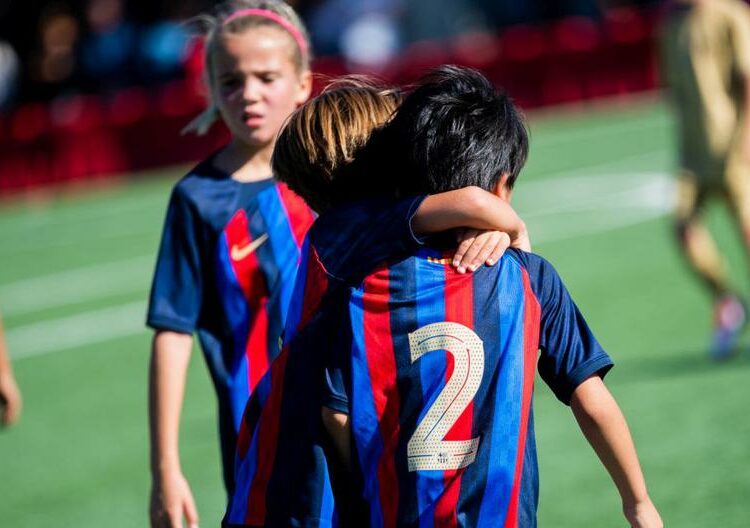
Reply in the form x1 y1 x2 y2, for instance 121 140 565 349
243 77 261 103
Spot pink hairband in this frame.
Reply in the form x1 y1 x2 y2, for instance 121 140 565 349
223 8 309 58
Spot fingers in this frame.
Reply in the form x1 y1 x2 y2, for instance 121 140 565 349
150 477 199 528
454 231 512 273
486 232 511 266
184 491 199 528
452 229 479 272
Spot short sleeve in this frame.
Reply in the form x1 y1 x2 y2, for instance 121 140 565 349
730 3 750 77
311 195 427 283
146 186 204 334
524 253 613 405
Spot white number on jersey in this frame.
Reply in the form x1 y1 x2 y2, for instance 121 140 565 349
407 322 484 472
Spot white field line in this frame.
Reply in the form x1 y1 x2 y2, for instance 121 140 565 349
0 255 154 317
7 171 676 362
531 111 669 149
6 301 146 360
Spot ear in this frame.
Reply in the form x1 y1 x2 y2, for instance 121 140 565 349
295 70 313 106
493 173 513 202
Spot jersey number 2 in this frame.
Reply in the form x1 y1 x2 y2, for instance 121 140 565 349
407 322 484 472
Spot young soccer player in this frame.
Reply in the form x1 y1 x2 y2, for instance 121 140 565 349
228 67 663 528
147 2 315 527
224 78 536 527
661 0 750 359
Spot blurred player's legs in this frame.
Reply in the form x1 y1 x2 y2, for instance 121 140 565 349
674 173 746 359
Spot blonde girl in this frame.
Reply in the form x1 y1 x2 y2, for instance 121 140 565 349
146 2 314 527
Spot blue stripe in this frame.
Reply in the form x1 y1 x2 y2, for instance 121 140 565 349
257 185 301 319
476 256 526 526
350 286 385 528
226 421 261 523
283 235 311 344
319 464 336 527
413 257 448 528
215 232 251 431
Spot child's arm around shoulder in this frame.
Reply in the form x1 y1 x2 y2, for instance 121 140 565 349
571 376 663 528
411 186 530 250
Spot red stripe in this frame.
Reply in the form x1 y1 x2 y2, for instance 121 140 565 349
245 346 289 525
224 209 271 396
241 246 331 525
245 301 269 395
276 183 315 248
434 269 475 527
503 270 541 528
362 269 401 528
298 245 330 330
225 209 266 302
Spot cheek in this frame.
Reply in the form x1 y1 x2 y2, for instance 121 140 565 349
265 81 301 115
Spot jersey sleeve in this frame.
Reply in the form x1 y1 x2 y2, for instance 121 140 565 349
310 195 427 283
146 186 204 334
524 253 613 405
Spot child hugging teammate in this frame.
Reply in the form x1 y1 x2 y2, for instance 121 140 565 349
148 7 528 525
224 78 535 526
226 67 663 528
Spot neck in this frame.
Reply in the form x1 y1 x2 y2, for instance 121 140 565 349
215 138 275 183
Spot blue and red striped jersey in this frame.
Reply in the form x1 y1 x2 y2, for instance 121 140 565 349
335 247 612 527
225 196 427 527
225 240 612 527
147 159 315 491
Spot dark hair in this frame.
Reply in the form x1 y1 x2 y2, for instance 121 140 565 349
383 65 529 195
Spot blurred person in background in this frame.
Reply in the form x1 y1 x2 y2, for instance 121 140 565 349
26 4 81 101
660 0 750 360
0 312 22 428
137 3 192 85
0 41 19 109
80 0 137 92
146 1 313 527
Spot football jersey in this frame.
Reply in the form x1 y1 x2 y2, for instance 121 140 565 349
147 158 315 491
330 247 613 527
226 239 612 527
225 196 427 527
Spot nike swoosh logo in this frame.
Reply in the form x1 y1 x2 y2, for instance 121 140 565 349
230 233 269 261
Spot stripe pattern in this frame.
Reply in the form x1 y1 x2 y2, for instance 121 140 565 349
349 250 541 527
215 183 315 433
228 237 336 526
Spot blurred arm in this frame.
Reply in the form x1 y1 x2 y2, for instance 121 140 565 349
148 330 199 528
0 314 22 427
571 376 662 528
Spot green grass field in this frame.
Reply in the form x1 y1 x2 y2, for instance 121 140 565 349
1 98 749 527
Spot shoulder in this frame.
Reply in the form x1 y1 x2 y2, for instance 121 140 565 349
503 248 556 276
168 160 246 228
502 249 565 302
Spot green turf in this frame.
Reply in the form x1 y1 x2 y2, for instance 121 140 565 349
1 98 749 527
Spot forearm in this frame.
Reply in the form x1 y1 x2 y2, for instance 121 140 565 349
571 376 650 507
412 186 526 240
148 331 193 477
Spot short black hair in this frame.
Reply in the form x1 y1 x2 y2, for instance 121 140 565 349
384 65 529 195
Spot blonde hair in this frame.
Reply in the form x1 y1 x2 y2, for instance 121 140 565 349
182 0 312 136
272 76 401 212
